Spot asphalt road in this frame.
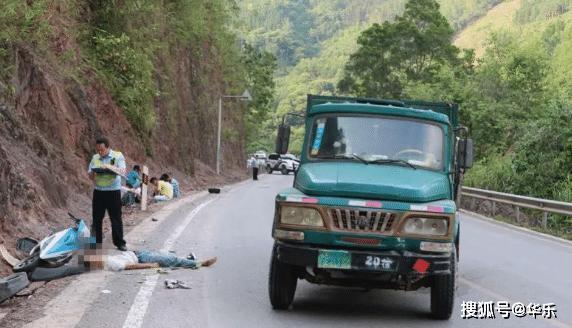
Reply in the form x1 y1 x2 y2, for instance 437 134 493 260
25 174 572 328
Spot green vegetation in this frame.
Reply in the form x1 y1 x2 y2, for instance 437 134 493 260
515 0 572 23
238 0 500 154
338 0 461 98
403 2 572 235
1 0 277 155
89 31 157 136
241 44 278 153
0 0 50 86
84 0 235 140
239 0 572 235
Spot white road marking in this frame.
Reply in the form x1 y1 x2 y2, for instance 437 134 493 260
122 199 214 328
121 274 160 328
23 271 111 328
460 277 571 328
460 210 572 250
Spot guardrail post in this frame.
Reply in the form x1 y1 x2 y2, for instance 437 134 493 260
461 187 572 226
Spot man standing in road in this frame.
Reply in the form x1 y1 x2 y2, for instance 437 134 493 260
250 155 259 181
88 137 128 251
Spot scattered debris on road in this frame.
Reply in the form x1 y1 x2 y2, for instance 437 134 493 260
101 290 111 294
164 279 190 289
0 244 20 267
0 273 30 304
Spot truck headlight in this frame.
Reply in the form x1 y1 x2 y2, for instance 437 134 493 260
280 206 324 227
402 217 448 236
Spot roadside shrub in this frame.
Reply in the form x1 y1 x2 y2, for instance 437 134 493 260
91 31 156 137
511 106 572 198
550 175 572 236
464 153 515 192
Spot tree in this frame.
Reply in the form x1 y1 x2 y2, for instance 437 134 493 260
338 0 459 98
241 43 278 153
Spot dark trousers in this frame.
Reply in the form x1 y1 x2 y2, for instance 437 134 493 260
252 167 258 180
92 189 126 247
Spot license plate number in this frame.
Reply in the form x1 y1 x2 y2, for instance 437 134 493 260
360 255 396 271
317 250 351 269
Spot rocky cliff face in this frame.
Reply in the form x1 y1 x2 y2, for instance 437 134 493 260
0 5 247 252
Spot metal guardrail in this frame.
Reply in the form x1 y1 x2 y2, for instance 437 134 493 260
461 187 572 229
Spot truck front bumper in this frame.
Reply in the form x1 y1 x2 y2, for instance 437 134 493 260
275 241 452 275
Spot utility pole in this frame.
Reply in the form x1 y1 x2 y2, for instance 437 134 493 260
216 90 252 175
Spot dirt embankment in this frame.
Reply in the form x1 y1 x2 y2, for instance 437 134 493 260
0 7 247 271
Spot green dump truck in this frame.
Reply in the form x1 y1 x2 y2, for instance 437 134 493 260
268 95 473 319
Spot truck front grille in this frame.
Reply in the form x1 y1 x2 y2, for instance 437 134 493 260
329 208 396 233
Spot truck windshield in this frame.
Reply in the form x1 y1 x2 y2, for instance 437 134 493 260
308 115 445 170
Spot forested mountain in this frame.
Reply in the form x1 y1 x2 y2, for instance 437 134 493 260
238 0 501 70
237 0 502 151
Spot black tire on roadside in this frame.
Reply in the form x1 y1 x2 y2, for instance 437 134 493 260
266 166 273 174
430 247 456 320
280 166 289 175
13 249 40 273
268 244 297 310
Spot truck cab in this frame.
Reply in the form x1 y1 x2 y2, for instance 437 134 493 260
268 95 473 319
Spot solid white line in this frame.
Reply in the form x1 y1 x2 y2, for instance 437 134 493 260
460 210 572 250
122 199 214 328
162 200 214 251
460 277 571 328
122 274 160 328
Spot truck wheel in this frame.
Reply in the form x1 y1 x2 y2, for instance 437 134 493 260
268 245 297 310
281 166 289 175
266 166 273 174
430 247 456 320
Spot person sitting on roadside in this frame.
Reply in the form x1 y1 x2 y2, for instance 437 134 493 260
160 173 180 198
125 165 142 188
121 185 141 206
150 176 173 201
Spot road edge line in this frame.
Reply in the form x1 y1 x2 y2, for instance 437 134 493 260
459 209 572 248
122 199 214 328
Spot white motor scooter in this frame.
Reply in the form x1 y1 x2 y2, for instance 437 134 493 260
13 213 93 273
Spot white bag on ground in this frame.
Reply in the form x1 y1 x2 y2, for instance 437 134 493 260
106 251 138 271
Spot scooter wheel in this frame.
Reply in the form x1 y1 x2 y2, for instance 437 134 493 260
39 254 73 268
13 252 40 273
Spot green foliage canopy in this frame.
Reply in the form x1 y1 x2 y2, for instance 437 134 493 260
338 0 459 98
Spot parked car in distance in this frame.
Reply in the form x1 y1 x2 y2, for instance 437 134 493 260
254 151 268 168
266 153 300 175
247 151 268 169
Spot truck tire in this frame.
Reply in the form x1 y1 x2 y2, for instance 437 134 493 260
430 247 456 320
280 166 289 175
268 245 297 310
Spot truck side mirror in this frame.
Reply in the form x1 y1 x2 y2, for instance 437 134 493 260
275 124 290 154
458 138 474 169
